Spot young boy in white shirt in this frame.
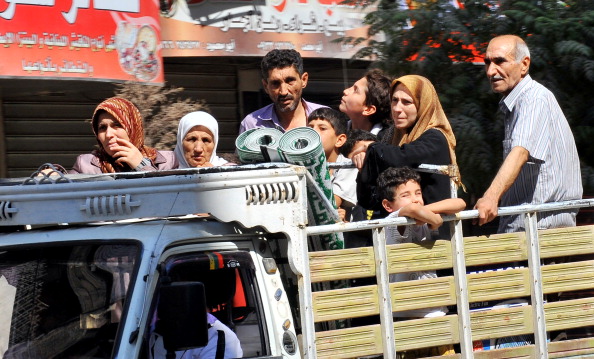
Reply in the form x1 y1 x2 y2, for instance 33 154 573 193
307 108 357 222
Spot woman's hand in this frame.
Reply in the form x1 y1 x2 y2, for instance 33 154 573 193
110 138 144 169
351 152 366 170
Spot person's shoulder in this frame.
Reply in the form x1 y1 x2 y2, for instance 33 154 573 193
303 99 328 111
69 153 101 174
155 150 178 170
419 128 447 142
240 104 275 131
242 103 274 121
516 76 554 101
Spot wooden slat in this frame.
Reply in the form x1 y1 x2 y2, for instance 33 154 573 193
7 153 81 168
6 137 95 151
470 305 533 341
316 324 383 359
309 247 374 283
467 268 530 303
542 260 594 294
3 103 95 118
312 285 379 323
545 297 594 331
548 337 594 358
393 315 460 351
5 120 92 135
387 239 452 273
464 232 527 266
472 345 534 359
391 277 456 312
539 225 594 258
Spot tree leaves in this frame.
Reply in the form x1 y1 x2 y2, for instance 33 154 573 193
339 0 594 196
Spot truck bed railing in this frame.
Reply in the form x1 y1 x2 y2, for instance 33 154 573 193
298 199 594 359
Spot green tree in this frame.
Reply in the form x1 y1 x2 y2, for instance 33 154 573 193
342 0 594 199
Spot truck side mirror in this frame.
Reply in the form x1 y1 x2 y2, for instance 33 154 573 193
157 281 208 352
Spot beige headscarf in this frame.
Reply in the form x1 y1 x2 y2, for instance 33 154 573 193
390 75 463 188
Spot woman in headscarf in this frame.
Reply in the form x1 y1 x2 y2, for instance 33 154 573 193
174 111 234 168
69 97 177 174
352 75 463 212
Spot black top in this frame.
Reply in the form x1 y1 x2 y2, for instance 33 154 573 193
356 128 452 212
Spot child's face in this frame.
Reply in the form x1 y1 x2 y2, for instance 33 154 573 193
339 77 368 119
308 118 344 159
383 180 424 213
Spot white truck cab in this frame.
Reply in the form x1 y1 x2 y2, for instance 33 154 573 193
0 164 308 359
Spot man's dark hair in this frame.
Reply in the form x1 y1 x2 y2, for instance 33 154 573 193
364 69 391 125
260 49 304 79
307 108 349 136
340 129 377 157
377 167 421 202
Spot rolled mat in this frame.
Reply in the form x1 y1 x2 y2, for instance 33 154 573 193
235 128 283 164
277 127 344 250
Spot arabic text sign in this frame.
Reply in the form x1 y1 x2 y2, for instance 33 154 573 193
160 0 376 58
0 0 163 82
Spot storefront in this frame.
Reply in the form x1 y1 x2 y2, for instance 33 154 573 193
0 0 374 177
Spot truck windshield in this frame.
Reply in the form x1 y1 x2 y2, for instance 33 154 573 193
0 242 139 359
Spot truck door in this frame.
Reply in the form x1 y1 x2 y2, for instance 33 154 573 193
141 250 271 358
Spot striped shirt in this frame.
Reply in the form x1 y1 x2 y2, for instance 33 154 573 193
498 75 582 233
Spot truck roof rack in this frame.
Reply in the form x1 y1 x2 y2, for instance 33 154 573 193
0 164 309 234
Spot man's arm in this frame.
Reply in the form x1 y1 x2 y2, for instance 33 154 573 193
474 146 529 226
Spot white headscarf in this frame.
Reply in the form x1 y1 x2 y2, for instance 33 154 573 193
174 111 227 168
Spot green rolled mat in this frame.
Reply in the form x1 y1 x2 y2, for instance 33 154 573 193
277 127 344 250
235 128 283 164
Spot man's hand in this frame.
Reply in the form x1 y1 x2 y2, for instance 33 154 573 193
474 197 498 226
111 138 144 169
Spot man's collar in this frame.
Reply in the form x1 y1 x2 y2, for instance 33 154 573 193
501 74 533 112
257 99 307 128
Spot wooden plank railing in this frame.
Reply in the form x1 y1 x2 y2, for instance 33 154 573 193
307 224 594 359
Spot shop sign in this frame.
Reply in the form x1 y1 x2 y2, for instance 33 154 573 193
0 0 163 83
160 0 377 58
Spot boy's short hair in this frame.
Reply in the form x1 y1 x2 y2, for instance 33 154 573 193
340 129 377 157
307 108 349 136
261 49 304 79
364 69 391 125
377 167 421 202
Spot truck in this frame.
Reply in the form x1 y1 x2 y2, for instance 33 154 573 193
0 163 592 359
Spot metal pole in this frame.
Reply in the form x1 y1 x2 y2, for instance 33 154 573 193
372 227 396 359
525 212 548 358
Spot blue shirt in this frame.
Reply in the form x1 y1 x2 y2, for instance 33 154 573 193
239 99 326 134
498 75 582 232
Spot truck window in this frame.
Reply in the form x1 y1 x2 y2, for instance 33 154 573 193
0 242 139 359
143 250 269 358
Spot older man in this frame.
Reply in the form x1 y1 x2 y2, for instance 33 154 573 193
239 49 326 134
474 34 582 232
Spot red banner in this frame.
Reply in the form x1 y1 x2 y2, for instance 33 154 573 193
0 0 163 83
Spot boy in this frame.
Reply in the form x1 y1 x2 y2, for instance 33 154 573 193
378 167 465 314
307 108 357 222
339 69 391 140
379 167 464 357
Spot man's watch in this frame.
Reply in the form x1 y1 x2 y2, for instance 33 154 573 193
135 158 152 171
